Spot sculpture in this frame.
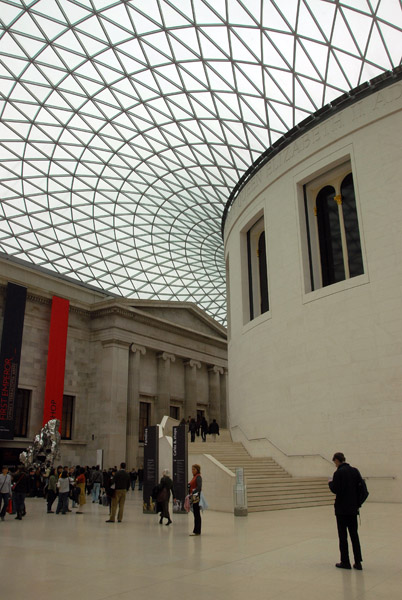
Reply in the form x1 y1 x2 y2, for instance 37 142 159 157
19 419 61 469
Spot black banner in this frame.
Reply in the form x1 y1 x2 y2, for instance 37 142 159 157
172 424 188 513
0 283 27 440
143 425 159 513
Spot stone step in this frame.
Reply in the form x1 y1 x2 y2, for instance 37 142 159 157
248 499 334 512
189 434 333 512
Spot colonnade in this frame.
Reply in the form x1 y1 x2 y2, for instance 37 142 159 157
101 339 227 468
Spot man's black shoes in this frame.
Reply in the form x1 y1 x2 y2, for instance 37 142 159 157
336 562 351 569
353 563 363 570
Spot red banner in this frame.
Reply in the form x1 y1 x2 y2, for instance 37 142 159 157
43 296 70 427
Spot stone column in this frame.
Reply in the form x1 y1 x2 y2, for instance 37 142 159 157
100 339 130 467
184 359 201 420
208 365 224 424
220 368 228 428
156 352 175 423
126 344 146 469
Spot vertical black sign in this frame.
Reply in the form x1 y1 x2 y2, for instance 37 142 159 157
143 425 159 513
173 424 188 513
0 283 27 440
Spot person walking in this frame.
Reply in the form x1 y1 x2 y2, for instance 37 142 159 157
208 419 219 442
129 468 137 491
189 418 197 443
12 466 29 520
200 417 208 442
91 466 103 503
106 462 130 523
75 467 86 514
46 468 57 513
157 469 174 526
328 452 366 570
188 464 202 536
104 467 116 514
0 465 12 521
137 466 144 491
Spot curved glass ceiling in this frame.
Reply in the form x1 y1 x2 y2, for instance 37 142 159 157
0 1 401 324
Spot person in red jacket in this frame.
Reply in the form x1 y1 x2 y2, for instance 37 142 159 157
188 464 202 536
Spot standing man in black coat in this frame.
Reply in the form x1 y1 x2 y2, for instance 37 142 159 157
328 452 365 570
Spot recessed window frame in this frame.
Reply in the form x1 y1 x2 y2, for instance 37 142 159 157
243 214 270 323
61 394 74 440
303 160 364 293
14 388 30 438
139 401 151 443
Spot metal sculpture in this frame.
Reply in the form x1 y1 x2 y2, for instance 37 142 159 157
19 419 61 469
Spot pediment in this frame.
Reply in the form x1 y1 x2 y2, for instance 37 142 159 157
128 300 227 339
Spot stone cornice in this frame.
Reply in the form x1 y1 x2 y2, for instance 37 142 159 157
222 66 402 237
91 304 227 348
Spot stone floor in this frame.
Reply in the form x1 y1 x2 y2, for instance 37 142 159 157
1 492 401 600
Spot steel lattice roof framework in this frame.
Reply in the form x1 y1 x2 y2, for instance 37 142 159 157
0 1 401 324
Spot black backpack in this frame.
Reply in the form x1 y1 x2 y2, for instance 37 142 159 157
357 477 369 507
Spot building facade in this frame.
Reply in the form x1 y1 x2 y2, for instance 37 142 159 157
0 256 227 468
223 73 402 502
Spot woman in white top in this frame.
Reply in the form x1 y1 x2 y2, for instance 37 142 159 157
0 465 12 521
55 471 70 515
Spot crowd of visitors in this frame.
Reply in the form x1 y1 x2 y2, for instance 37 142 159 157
0 462 145 521
182 416 220 443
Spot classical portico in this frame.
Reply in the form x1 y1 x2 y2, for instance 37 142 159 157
0 259 227 469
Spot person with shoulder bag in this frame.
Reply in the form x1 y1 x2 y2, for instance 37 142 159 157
46 468 58 513
328 452 368 571
12 466 30 520
157 469 175 526
55 471 70 515
0 465 12 521
188 464 202 536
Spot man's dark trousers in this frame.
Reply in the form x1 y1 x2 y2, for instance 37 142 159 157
336 514 362 565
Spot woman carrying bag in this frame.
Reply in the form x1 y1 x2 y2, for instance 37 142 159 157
157 469 175 526
188 464 202 536
0 465 12 521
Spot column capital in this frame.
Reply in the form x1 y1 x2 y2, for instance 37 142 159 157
129 343 146 355
208 364 224 374
157 351 176 363
184 359 201 369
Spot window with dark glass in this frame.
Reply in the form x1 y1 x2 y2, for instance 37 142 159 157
304 164 363 291
341 173 364 278
14 388 30 437
247 217 269 321
316 185 345 286
139 402 150 443
61 395 74 440
170 406 180 420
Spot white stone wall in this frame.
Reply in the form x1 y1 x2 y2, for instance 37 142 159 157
224 81 402 502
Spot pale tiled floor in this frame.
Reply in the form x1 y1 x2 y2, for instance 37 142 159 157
1 492 401 600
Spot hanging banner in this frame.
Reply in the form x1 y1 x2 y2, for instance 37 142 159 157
0 283 27 440
42 296 69 428
143 425 159 513
172 424 188 513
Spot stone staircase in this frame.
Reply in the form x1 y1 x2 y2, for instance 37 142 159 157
189 431 333 512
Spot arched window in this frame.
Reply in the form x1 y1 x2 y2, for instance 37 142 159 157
304 163 364 291
246 217 269 320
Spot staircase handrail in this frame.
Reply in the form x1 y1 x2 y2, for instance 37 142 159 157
231 425 396 479
231 425 333 464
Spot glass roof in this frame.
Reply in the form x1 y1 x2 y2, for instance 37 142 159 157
0 0 401 324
